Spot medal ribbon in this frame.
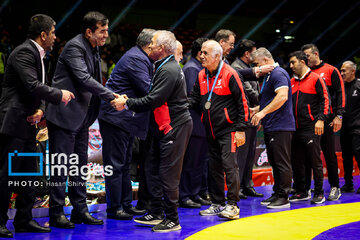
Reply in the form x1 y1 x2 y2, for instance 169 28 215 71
206 60 223 102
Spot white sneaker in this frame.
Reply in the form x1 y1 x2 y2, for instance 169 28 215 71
218 204 239 220
199 204 225 216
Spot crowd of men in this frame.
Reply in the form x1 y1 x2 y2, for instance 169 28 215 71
0 11 359 237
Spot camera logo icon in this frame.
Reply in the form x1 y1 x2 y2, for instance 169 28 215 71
8 150 43 176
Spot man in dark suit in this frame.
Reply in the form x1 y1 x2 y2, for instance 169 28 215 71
46 11 117 229
98 28 155 220
0 14 74 238
179 37 211 208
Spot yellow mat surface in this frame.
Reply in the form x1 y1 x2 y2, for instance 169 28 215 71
187 203 360 240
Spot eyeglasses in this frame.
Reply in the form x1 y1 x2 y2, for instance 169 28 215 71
224 40 234 47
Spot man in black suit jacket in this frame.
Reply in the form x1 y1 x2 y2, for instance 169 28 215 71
0 14 74 238
46 11 117 229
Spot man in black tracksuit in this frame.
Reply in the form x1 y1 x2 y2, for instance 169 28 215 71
302 44 345 201
339 61 360 193
111 30 192 232
289 51 330 204
189 40 249 220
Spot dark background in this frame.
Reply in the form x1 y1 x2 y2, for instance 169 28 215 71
1 0 359 73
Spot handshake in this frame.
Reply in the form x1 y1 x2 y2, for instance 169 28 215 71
110 93 128 111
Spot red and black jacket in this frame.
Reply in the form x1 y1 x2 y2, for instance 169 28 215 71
189 62 249 138
291 70 330 130
311 61 345 117
126 55 191 138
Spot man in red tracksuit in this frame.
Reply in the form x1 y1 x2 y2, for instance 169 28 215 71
189 40 249 220
288 51 330 204
301 44 345 201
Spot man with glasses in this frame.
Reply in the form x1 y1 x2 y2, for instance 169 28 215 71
215 29 235 64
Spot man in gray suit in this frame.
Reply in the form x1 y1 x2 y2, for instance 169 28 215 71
231 39 263 199
46 11 118 229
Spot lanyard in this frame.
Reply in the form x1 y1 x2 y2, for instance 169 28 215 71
206 61 223 102
260 74 270 94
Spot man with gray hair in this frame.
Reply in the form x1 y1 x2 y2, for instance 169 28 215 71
189 40 249 219
111 30 192 232
251 47 295 209
339 61 360 193
98 28 156 220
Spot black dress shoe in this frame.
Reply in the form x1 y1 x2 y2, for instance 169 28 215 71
340 184 355 193
239 191 248 199
193 197 212 205
71 212 104 225
243 187 264 197
107 210 133 220
0 225 13 238
179 199 201 208
200 192 211 202
125 206 146 215
50 215 75 229
14 220 51 233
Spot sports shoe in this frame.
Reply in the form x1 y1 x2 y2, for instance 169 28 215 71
260 194 278 206
327 187 341 201
218 204 239 220
311 193 325 204
340 184 355 193
134 213 163 225
199 203 225 216
289 192 311 202
267 197 290 209
152 219 181 232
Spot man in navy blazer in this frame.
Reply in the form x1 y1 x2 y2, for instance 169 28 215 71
98 28 155 220
46 12 117 229
0 14 74 238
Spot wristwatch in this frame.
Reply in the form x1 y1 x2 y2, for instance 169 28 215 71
336 115 343 119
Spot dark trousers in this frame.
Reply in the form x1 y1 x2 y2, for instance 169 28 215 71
264 131 293 198
292 130 324 194
208 132 240 205
340 130 360 186
99 120 133 213
237 127 257 191
179 135 208 201
0 134 36 226
146 121 192 222
136 132 153 211
319 121 339 187
47 120 89 217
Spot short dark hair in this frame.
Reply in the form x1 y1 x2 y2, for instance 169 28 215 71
191 37 208 58
136 28 156 48
236 39 256 57
289 50 308 65
214 29 236 42
81 11 108 34
301 43 319 54
27 14 56 40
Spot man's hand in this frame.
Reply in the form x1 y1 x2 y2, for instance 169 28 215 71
256 64 275 77
249 106 259 118
315 120 324 135
111 94 128 111
27 109 44 127
61 90 75 106
234 131 246 147
251 111 266 126
329 116 342 132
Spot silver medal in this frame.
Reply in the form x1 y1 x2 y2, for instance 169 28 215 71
205 101 211 110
